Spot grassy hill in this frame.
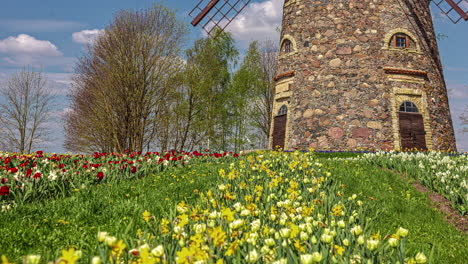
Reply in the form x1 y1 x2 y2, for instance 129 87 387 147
0 151 466 263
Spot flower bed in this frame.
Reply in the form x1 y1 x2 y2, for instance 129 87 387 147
1 151 429 264
0 150 238 209
344 151 468 215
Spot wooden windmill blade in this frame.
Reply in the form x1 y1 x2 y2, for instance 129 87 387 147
432 0 468 24
189 0 252 38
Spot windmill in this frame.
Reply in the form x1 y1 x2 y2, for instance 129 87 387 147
190 0 467 36
189 0 252 38
190 0 466 152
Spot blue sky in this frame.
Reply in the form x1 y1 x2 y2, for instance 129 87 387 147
0 0 466 152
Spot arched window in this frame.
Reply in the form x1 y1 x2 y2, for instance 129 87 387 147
278 105 288 116
390 33 415 49
282 39 292 54
399 101 419 113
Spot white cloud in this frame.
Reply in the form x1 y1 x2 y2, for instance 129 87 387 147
0 34 66 67
447 83 468 99
0 34 61 56
0 35 75 70
223 0 283 47
72 29 104 44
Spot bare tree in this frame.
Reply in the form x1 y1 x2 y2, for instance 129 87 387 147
461 105 468 134
0 69 54 153
65 5 187 153
250 39 277 148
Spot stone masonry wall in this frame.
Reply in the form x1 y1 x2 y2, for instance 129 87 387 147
272 0 457 151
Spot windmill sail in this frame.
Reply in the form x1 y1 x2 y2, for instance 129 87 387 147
190 0 252 37
432 0 468 23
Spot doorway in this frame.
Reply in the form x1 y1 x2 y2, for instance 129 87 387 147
398 101 427 150
272 105 287 149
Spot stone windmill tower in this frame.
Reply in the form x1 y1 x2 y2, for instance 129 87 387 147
268 0 466 152
191 0 466 152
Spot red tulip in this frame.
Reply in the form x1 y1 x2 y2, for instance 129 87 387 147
97 172 104 180
1 178 6 184
0 185 9 196
33 173 41 179
131 166 137 173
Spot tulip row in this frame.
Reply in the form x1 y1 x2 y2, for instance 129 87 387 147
0 150 238 210
3 151 429 264
344 151 467 215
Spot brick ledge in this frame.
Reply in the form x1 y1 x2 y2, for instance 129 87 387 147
274 71 295 81
384 68 428 78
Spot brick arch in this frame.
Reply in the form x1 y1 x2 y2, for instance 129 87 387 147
383 28 420 52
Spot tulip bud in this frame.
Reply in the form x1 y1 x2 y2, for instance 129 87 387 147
261 245 270 254
265 238 275 247
351 225 362 236
151 245 164 257
178 239 185 247
246 249 259 262
300 254 313 264
97 231 108 242
194 223 206 234
280 228 291 238
357 235 365 245
320 233 333 244
396 227 409 238
91 256 102 264
343 238 350 246
415 252 427 264
337 220 346 228
25 255 41 264
251 219 261 232
311 252 323 262
105 236 117 247
388 237 399 247
366 239 379 251
208 220 216 228
311 236 318 244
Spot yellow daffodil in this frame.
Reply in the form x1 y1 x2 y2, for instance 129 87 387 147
225 240 239 256
1 256 14 264
208 226 227 247
58 248 80 264
142 210 152 222
111 240 126 258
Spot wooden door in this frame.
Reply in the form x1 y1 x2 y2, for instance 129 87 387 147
399 112 427 150
272 114 287 149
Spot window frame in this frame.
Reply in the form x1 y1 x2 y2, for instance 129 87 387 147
399 101 419 113
278 105 288 116
392 34 411 49
283 40 292 54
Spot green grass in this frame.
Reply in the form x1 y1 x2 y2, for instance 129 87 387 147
0 162 226 262
1 152 466 263
320 157 467 264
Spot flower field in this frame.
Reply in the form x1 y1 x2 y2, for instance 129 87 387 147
0 150 237 209
344 152 468 215
1 150 467 263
